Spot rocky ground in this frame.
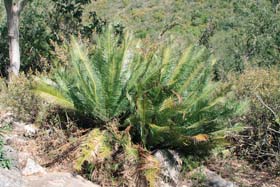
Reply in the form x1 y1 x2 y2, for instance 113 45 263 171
0 110 279 187
0 111 100 187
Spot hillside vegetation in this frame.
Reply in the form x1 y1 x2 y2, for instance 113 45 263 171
0 0 279 186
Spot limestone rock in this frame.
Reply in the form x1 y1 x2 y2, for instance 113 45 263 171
25 172 100 187
21 158 46 176
188 167 238 187
203 168 238 187
0 111 14 125
0 169 25 187
153 149 182 187
18 152 34 168
4 134 28 146
23 124 38 137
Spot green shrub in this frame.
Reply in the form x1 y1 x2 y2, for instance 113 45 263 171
128 45 246 149
0 1 54 77
35 28 246 150
0 75 48 124
34 27 143 123
0 139 11 169
232 67 280 171
0 125 11 169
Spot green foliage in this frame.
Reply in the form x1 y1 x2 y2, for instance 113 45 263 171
0 23 8 77
0 125 11 169
0 75 47 123
35 27 141 123
211 0 280 78
128 45 246 149
89 0 280 78
0 0 121 77
50 0 96 41
0 140 11 169
35 28 246 152
75 128 112 171
0 0 53 77
20 1 54 73
50 0 124 43
189 167 207 187
0 1 4 24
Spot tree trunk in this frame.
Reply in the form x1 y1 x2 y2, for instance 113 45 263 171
4 0 28 81
7 5 20 80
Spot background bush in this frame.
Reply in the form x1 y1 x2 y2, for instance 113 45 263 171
0 75 47 123
232 67 280 172
0 0 122 77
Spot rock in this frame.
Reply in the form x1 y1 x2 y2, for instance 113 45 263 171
0 111 14 125
12 122 38 137
153 149 182 187
18 152 34 168
12 121 27 134
23 124 38 137
4 134 28 146
203 168 238 187
21 158 46 176
0 169 25 187
24 172 100 187
152 150 237 187
189 167 238 187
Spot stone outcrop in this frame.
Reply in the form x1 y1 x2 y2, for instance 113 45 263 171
0 169 24 187
25 172 100 187
0 111 100 187
153 149 238 187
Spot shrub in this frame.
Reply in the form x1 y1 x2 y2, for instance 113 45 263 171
0 124 11 169
0 75 48 124
35 27 246 150
0 1 54 77
232 67 280 171
34 27 142 123
127 45 246 149
0 139 11 169
34 28 247 186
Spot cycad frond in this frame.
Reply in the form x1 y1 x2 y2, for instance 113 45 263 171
75 129 112 171
129 44 246 149
33 78 74 109
34 27 146 123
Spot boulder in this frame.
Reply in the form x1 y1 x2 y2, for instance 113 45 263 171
203 168 238 187
21 158 46 176
153 149 182 187
23 124 38 137
188 167 238 187
24 172 100 187
0 169 25 187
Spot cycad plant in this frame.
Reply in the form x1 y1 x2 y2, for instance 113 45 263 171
34 27 246 149
34 27 147 123
127 46 247 149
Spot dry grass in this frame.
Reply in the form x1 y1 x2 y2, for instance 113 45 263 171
207 155 280 187
230 67 280 172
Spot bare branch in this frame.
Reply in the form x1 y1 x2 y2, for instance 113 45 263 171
255 93 279 120
159 22 179 38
